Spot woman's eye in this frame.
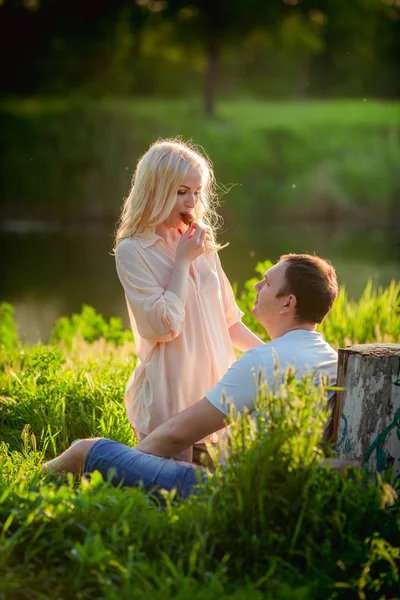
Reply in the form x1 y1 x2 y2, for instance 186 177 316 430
177 190 186 195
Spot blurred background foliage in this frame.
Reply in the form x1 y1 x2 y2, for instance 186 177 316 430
1 98 398 221
1 0 399 110
1 0 399 341
1 0 399 223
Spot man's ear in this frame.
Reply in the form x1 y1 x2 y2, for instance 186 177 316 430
280 294 297 314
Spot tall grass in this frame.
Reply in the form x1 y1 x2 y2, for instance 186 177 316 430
321 279 400 348
1 363 399 599
0 272 399 599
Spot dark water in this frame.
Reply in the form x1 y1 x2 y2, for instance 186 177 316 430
1 218 400 344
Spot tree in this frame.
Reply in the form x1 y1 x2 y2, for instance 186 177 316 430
0 0 145 95
151 0 287 116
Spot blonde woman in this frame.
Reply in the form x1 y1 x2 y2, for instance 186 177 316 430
114 138 263 463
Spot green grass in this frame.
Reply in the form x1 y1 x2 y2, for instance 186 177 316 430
1 98 399 223
1 273 400 599
5 97 398 126
125 97 400 129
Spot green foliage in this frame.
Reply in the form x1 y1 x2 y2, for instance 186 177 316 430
0 302 18 353
1 277 400 597
236 260 273 340
0 342 135 455
321 280 400 348
1 99 399 223
50 304 133 348
0 345 399 598
0 0 399 102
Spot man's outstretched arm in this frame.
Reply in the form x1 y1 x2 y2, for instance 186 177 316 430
134 397 226 458
135 348 263 459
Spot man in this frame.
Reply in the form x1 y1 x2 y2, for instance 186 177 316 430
44 253 339 496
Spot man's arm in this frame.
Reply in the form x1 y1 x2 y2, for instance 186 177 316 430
135 347 266 459
134 397 226 458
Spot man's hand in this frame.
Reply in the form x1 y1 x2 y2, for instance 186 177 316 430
135 397 226 459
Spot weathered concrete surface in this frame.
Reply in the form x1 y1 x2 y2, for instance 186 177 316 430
335 344 400 483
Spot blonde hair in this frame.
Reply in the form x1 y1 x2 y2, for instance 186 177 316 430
114 138 224 253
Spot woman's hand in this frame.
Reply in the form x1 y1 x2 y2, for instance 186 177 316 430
176 223 206 264
166 224 205 308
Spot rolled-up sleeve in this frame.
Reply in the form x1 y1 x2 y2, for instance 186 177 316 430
215 254 244 329
116 244 186 343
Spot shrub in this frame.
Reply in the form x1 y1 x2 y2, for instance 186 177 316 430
0 302 18 352
50 304 133 348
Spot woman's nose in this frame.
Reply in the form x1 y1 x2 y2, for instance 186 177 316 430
185 194 196 207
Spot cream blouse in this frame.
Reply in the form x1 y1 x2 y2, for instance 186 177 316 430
115 232 243 440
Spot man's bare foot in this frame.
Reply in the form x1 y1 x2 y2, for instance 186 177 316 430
42 438 100 474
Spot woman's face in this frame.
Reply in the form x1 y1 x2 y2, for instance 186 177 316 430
164 168 203 229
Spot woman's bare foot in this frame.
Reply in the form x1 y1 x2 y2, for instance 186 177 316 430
42 438 100 474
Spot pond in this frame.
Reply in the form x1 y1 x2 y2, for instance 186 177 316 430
1 217 399 344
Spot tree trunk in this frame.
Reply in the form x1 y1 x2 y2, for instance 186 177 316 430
333 344 400 483
294 54 310 99
203 36 219 118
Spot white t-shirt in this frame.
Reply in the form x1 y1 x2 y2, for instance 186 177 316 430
206 329 338 416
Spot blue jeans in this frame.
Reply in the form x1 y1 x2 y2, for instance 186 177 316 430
83 438 209 498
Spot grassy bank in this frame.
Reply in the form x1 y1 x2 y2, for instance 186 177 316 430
0 275 400 599
1 98 399 223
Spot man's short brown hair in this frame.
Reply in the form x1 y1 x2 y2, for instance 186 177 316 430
277 253 339 324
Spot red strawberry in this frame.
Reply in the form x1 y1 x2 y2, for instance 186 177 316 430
181 213 194 225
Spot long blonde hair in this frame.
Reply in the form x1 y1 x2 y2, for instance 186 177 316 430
113 138 224 252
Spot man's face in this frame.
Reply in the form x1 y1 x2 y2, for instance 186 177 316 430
252 260 290 330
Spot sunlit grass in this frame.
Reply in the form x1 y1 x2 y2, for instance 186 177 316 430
1 360 399 599
321 279 400 348
0 271 400 598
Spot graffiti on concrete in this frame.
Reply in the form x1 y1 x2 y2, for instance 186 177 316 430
336 377 400 479
336 414 355 455
364 407 400 473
